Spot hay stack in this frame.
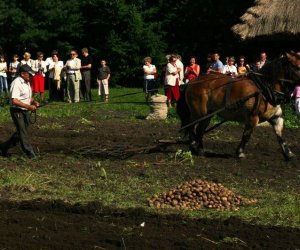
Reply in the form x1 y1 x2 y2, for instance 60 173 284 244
146 94 168 120
232 0 300 39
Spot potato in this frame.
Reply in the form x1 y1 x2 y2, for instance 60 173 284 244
148 180 256 211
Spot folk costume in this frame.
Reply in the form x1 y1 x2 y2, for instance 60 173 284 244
31 59 47 93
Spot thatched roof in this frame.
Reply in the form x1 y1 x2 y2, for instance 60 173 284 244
232 0 300 39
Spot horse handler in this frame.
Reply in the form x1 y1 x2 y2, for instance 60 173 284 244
0 65 39 159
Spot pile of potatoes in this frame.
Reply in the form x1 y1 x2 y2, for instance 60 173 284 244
148 180 256 211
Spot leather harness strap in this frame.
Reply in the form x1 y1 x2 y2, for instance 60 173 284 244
225 78 234 108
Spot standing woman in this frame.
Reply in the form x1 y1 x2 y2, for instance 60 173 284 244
48 53 64 101
237 56 250 76
222 56 238 77
184 56 200 83
31 52 47 103
9 54 20 82
143 56 157 102
0 55 8 102
165 55 181 108
175 54 184 85
19 52 33 67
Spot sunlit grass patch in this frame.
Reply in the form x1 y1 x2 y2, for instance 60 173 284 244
38 122 64 130
77 117 93 125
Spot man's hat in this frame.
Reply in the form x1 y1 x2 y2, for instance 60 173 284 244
19 64 35 76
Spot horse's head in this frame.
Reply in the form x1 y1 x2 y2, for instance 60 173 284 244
258 52 300 105
286 52 300 82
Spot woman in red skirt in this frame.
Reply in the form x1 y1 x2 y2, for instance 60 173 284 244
164 55 181 108
31 51 47 103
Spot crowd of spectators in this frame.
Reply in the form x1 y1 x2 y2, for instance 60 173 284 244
0 49 297 112
0 48 111 105
143 51 273 108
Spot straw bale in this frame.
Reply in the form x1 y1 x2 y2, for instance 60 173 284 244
146 94 168 120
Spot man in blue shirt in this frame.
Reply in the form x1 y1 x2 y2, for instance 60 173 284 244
207 53 224 73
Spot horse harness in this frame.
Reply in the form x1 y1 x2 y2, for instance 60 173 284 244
179 73 277 132
248 72 291 107
179 69 296 132
179 76 259 132
29 104 48 124
219 70 292 109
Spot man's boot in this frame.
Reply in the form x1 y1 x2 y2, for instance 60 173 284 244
0 134 18 157
0 142 9 157
26 151 37 159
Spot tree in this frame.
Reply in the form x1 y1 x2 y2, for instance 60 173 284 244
0 0 258 86
80 0 166 86
0 0 83 57
154 0 254 62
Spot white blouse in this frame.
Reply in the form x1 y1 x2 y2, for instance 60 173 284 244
48 61 64 78
0 62 7 77
32 60 47 77
143 64 156 80
222 65 237 75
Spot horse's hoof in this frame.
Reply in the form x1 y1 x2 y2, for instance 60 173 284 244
189 146 205 156
284 151 295 161
198 149 205 156
189 142 198 155
237 152 246 159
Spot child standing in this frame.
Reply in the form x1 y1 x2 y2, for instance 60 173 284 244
291 84 300 116
97 59 111 102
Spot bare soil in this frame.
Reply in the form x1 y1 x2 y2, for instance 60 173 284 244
0 111 300 249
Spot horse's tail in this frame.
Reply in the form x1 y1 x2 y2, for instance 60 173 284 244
177 85 190 134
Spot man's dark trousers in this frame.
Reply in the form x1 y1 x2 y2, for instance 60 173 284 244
2 108 35 157
81 70 91 101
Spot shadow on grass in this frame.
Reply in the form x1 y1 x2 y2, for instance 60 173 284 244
204 151 234 159
135 115 147 120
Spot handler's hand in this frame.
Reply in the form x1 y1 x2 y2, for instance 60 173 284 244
28 105 37 111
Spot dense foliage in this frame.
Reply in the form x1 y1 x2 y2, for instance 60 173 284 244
1 0 297 86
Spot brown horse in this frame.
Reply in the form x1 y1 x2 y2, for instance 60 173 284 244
177 52 300 160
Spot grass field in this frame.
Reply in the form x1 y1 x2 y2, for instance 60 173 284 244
0 87 299 230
